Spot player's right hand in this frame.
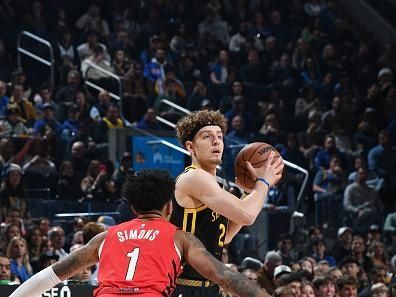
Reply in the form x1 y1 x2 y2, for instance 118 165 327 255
245 151 284 187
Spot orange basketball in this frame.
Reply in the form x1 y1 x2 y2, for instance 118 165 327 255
234 142 282 190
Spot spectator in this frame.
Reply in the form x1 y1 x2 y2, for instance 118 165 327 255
311 239 336 267
313 275 336 297
313 155 346 228
358 266 388 297
368 130 396 211
25 226 43 273
33 103 61 136
350 235 373 273
343 167 383 232
0 254 19 285
0 80 9 117
257 251 282 295
332 227 353 263
90 90 111 122
81 45 114 80
47 226 67 260
339 257 360 281
6 236 32 283
337 276 358 297
57 160 81 200
55 70 83 104
7 84 36 125
93 103 124 144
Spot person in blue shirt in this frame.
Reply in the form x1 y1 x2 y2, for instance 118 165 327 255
0 80 9 117
7 237 32 283
33 103 61 136
136 107 162 130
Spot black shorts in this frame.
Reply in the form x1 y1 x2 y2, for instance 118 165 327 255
171 285 221 297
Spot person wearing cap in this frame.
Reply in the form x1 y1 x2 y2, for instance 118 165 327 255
339 256 360 281
0 106 29 138
332 226 352 262
274 265 292 282
33 102 61 136
170 110 283 297
144 48 168 83
257 251 283 294
311 239 336 267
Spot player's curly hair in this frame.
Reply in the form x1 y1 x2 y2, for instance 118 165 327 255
122 170 175 213
176 110 227 148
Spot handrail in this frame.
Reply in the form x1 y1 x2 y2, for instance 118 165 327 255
55 211 120 218
84 61 130 126
17 30 55 86
155 99 191 130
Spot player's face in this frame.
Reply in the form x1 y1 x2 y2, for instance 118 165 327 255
190 126 224 165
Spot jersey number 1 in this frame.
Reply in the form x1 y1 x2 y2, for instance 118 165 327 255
125 248 140 280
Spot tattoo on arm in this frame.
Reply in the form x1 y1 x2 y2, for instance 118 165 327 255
52 232 106 280
183 232 270 297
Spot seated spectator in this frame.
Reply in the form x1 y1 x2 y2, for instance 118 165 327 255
47 226 67 260
57 160 81 200
112 152 133 193
33 103 61 136
0 223 21 253
343 167 383 233
313 275 336 297
89 90 110 122
313 155 346 228
368 242 388 268
368 130 396 211
350 235 373 273
80 160 116 202
347 157 383 191
93 103 124 144
0 254 19 285
311 239 336 267
370 283 389 297
143 48 168 84
6 236 32 283
80 45 114 80
0 106 32 137
358 266 388 297
7 84 36 125
209 49 235 99
337 276 359 297
332 226 352 263
153 79 184 123
25 226 43 273
33 83 63 122
76 31 109 61
277 272 304 297
60 104 81 144
314 134 345 171
257 112 284 147
257 251 282 295
339 257 360 281
274 234 299 266
0 164 29 221
136 108 162 130
54 70 83 105
0 80 9 117
154 65 186 99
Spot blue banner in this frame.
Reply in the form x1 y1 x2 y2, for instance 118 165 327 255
132 136 185 178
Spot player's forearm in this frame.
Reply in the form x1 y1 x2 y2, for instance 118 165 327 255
9 266 61 297
219 267 271 297
239 182 268 225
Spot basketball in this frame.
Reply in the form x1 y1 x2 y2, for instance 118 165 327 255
234 142 282 190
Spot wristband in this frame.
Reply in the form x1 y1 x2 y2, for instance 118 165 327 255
255 177 270 188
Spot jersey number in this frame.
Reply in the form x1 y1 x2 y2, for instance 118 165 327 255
125 248 140 280
218 224 226 247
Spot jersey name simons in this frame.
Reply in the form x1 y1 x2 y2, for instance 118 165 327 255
117 229 160 242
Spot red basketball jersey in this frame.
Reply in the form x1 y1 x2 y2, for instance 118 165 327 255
94 218 183 297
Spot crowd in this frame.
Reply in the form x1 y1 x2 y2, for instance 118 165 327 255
0 0 395 296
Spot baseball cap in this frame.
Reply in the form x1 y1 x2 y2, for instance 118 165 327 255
41 102 54 110
378 68 392 79
274 265 292 279
337 226 352 238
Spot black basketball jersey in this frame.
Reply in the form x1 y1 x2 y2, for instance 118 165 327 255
170 165 229 280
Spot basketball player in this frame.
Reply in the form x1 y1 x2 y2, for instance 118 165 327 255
9 170 270 297
171 110 284 297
